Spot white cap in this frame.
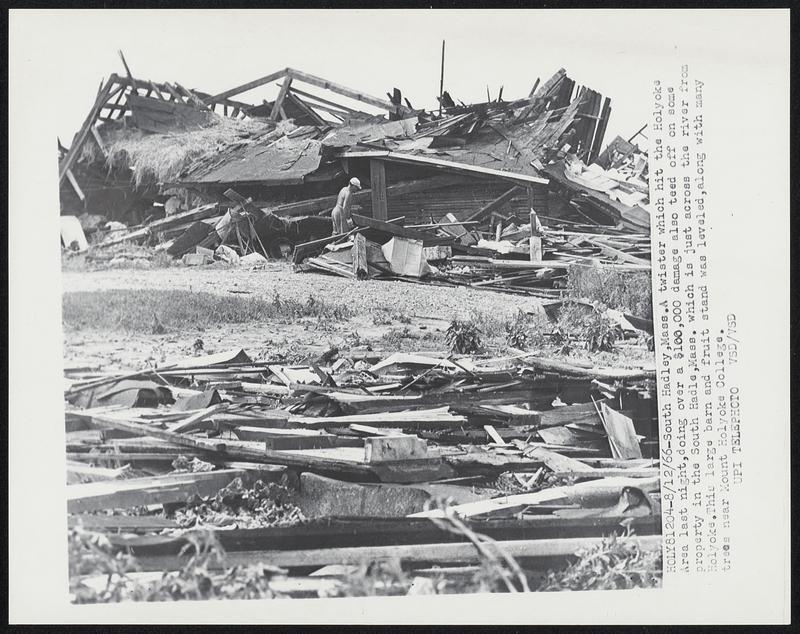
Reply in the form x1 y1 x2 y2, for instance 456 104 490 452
349 177 362 189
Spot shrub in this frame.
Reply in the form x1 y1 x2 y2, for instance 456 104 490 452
537 528 662 591
445 319 482 354
567 265 652 317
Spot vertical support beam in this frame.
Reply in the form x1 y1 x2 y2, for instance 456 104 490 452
439 40 445 116
65 169 86 203
271 78 293 121
369 160 388 221
528 187 542 262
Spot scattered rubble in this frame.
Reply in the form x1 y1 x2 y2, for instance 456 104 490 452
61 59 659 600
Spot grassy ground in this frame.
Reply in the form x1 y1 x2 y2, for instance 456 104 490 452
62 289 353 333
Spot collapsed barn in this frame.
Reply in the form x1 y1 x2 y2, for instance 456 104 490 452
60 64 650 270
62 61 659 600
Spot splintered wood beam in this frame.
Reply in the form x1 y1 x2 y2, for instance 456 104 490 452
117 50 138 91
210 67 289 102
270 77 293 120
165 83 186 103
286 67 404 115
286 85 360 114
284 92 327 126
174 83 211 110
464 185 522 222
298 100 352 119
369 159 388 221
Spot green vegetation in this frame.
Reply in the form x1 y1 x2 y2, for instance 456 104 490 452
537 528 662 591
445 319 483 354
62 289 353 334
567 265 652 317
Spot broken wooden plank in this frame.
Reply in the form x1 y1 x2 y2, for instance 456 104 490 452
289 407 466 430
286 67 405 115
524 446 596 473
210 68 289 102
168 403 229 434
412 476 660 518
483 425 507 446
364 436 428 463
232 426 335 450
67 469 246 513
270 76 293 120
131 535 662 571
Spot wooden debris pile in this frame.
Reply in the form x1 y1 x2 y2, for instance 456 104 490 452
66 344 660 598
61 62 651 291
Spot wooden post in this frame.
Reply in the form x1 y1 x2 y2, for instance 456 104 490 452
439 40 445 116
270 78 293 121
352 233 369 280
528 187 542 262
369 159 388 221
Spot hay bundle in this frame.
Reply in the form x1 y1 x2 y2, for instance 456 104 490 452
98 116 297 188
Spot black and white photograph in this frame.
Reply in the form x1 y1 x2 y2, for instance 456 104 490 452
8 7 789 624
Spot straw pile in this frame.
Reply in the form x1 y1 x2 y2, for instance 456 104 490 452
96 116 297 188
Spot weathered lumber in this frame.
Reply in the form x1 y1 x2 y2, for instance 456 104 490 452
168 403 229 434
412 476 660 518
130 535 662 571
289 407 466 430
286 67 406 115
521 356 655 380
351 232 369 278
364 436 428 463
109 514 661 556
88 414 442 482
67 469 246 513
369 159 389 221
232 427 335 450
210 68 289 102
59 74 119 183
98 203 219 247
276 174 468 219
526 446 596 473
270 77 293 121
339 151 549 186
464 185 523 222
351 214 448 245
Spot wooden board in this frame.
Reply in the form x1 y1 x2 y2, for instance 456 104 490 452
67 469 246 513
369 159 388 221
599 402 643 459
130 535 662 571
412 476 660 518
364 436 428 463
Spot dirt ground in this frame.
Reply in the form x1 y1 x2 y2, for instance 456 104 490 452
61 262 550 372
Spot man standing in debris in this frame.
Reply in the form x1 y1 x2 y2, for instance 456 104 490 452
329 177 361 235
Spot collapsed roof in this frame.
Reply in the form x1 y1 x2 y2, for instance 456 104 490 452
59 62 650 229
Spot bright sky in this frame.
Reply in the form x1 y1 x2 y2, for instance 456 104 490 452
10 9 785 150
